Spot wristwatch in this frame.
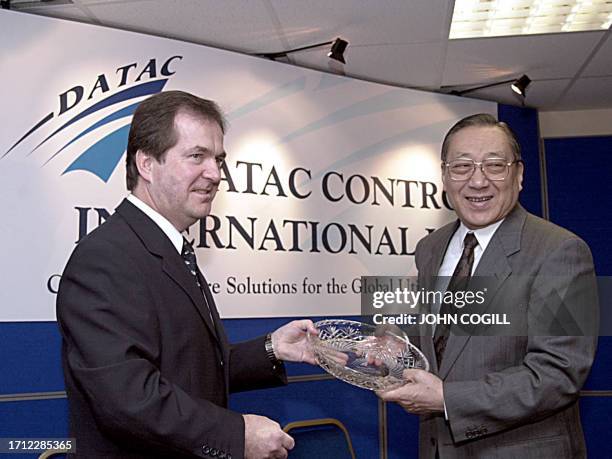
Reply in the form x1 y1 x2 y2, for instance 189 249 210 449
264 333 282 368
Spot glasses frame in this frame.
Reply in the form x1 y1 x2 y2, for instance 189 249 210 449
443 158 523 181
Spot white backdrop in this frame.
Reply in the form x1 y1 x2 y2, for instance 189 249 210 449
0 10 496 320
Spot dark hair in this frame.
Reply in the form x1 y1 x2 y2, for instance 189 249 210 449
440 113 521 162
125 90 226 190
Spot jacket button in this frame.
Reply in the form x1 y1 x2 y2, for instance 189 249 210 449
202 445 210 454
210 448 218 457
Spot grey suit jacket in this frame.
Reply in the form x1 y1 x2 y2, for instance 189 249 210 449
414 205 598 459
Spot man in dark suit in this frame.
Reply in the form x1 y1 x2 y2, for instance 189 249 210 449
57 91 318 459
378 114 598 458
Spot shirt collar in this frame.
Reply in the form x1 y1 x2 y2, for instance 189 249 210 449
127 194 184 254
455 218 504 252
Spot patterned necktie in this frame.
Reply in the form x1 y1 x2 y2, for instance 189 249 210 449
182 238 202 288
181 238 216 328
434 232 479 366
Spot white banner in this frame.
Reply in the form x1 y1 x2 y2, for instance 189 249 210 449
0 10 496 320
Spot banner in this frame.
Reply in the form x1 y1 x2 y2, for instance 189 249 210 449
0 10 496 320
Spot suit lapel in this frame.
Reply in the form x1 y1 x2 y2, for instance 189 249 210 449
199 276 231 388
115 199 221 345
438 205 526 378
162 259 221 344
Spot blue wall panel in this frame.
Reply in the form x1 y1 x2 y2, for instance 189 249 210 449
386 402 420 459
0 398 68 459
545 136 612 275
0 317 331 395
0 322 64 393
498 104 542 217
580 396 612 457
584 336 612 390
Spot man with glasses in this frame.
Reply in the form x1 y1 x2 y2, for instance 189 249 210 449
378 114 598 458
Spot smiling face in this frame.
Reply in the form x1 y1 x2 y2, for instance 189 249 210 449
442 125 523 230
134 110 226 232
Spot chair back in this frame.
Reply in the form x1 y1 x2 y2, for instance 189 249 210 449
38 450 66 459
283 417 356 459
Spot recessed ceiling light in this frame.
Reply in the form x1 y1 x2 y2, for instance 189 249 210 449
450 0 612 39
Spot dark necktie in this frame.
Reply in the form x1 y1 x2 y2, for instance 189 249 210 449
181 238 216 327
434 232 479 366
182 238 202 288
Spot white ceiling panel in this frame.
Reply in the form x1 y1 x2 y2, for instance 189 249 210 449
582 33 612 77
443 32 605 86
557 76 612 110
287 42 449 90
21 4 95 22
81 0 285 52
449 78 571 110
269 0 453 46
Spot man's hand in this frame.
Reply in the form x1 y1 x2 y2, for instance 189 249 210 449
271 320 318 364
376 369 445 415
243 414 294 459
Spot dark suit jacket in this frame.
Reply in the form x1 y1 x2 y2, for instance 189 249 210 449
57 199 286 459
414 205 598 458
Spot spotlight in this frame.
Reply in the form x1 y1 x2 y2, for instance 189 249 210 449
446 74 532 99
327 38 349 64
256 37 349 64
511 75 531 97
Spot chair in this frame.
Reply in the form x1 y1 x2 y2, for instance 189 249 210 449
38 450 66 459
283 418 356 459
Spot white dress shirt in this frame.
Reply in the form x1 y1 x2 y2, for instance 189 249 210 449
127 194 184 254
437 219 504 278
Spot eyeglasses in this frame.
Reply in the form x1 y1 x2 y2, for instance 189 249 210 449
443 158 522 181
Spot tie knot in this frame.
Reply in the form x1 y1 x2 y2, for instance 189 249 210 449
463 232 478 251
182 238 196 261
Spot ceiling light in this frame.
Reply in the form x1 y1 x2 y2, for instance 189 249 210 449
327 38 349 64
450 0 612 39
511 75 532 96
446 74 532 100
256 37 349 64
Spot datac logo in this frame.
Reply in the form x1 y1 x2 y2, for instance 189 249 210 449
2 55 182 182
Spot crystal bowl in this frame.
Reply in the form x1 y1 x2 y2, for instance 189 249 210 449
308 319 429 391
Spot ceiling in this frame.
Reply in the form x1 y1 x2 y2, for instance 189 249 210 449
9 0 612 111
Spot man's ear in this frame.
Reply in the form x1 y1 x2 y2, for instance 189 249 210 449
135 150 154 183
516 161 524 192
441 163 447 192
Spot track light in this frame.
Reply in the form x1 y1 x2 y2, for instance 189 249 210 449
511 75 531 97
447 74 532 99
256 37 349 64
327 38 348 64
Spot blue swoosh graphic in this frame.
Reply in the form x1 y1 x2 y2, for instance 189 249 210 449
2 112 54 159
44 102 140 166
314 73 350 91
32 79 168 154
280 89 438 145
309 118 455 183
62 124 131 182
225 77 306 121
